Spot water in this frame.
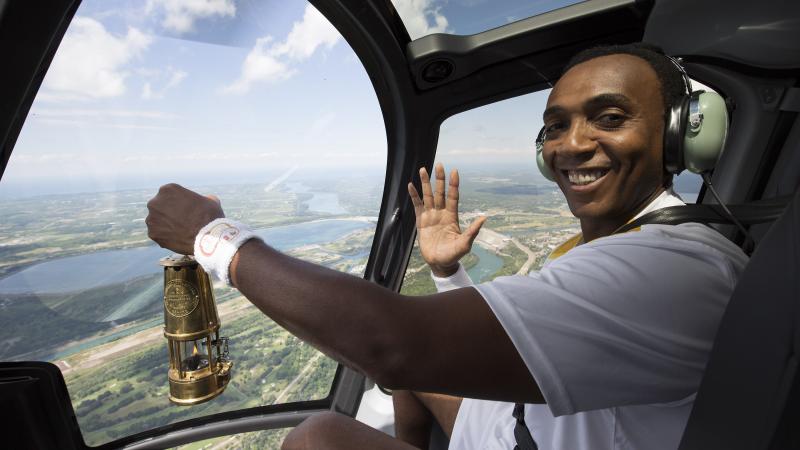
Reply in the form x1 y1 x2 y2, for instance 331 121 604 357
286 182 346 214
467 245 504 283
0 219 373 295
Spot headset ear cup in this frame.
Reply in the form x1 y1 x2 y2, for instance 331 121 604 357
535 127 556 182
683 91 729 173
536 144 556 181
663 97 688 174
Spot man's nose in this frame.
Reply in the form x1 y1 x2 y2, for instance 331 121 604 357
559 120 597 156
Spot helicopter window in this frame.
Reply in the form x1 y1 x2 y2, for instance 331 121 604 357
389 0 585 40
673 171 703 203
401 90 581 296
0 0 385 446
400 78 716 295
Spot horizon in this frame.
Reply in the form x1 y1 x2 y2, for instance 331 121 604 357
0 0 576 199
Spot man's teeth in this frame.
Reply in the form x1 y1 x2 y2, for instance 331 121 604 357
567 169 607 186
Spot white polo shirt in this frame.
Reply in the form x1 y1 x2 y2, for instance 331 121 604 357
436 191 748 450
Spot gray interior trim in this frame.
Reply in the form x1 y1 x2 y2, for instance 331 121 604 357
406 0 646 90
761 116 800 198
329 367 366 416
687 63 793 203
408 0 632 58
751 115 800 242
645 0 800 70
122 409 326 449
780 87 800 112
122 368 366 448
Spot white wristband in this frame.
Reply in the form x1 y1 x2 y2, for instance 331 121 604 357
194 218 259 286
431 263 474 292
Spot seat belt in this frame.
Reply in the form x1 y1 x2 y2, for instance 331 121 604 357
615 195 792 234
512 194 792 450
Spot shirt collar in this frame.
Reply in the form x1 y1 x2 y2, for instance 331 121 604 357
546 187 687 262
630 187 686 222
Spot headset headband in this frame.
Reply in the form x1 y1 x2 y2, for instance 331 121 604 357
664 55 694 97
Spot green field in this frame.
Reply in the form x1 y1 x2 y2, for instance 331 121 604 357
66 305 336 446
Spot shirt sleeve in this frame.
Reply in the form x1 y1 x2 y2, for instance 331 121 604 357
431 263 474 292
474 228 743 416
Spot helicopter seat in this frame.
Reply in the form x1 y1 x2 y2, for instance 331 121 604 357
679 187 800 450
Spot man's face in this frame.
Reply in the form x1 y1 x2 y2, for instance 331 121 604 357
542 54 666 224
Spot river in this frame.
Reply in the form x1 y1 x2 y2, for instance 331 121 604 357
286 182 347 215
467 245 504 283
0 219 373 295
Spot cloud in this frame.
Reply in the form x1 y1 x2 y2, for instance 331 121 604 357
222 37 295 94
31 119 175 131
271 5 341 60
27 108 178 131
40 17 152 100
142 67 188 99
222 5 340 94
30 108 178 120
392 0 449 39
145 0 235 34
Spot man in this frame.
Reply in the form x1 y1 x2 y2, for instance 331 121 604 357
146 43 747 449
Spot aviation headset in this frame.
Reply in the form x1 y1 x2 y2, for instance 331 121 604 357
535 55 729 181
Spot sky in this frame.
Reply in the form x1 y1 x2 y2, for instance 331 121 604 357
0 0 590 197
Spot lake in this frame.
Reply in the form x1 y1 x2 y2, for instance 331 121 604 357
0 219 373 295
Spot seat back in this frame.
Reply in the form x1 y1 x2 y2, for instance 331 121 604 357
679 188 800 450
0 361 87 450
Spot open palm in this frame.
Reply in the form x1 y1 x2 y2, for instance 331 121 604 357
408 164 486 277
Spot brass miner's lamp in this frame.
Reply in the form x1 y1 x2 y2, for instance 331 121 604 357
160 255 232 405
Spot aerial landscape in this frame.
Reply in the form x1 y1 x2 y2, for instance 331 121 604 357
0 165 589 447
0 157 707 449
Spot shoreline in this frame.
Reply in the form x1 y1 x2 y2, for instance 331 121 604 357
0 215 377 287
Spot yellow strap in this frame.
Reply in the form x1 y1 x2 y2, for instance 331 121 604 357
545 226 642 262
546 233 583 262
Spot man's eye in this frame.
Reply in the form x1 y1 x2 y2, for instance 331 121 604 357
544 123 564 134
596 113 625 128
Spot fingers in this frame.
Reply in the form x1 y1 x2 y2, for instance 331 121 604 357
463 216 487 246
419 167 434 210
434 163 446 209
446 169 459 215
407 182 424 217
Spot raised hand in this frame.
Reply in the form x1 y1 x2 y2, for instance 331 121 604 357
408 163 486 277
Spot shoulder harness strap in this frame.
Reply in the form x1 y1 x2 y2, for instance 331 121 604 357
615 195 792 234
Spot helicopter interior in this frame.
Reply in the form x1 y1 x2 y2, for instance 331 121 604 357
0 0 799 449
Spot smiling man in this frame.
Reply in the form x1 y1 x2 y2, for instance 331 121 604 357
146 43 747 449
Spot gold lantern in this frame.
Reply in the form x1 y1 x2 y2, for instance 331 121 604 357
160 255 232 405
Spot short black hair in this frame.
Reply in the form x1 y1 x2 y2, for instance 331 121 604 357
562 42 687 118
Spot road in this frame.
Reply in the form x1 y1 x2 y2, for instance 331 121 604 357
510 237 537 275
273 352 323 405
59 296 255 376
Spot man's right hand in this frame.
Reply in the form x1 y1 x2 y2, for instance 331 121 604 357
408 163 487 278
